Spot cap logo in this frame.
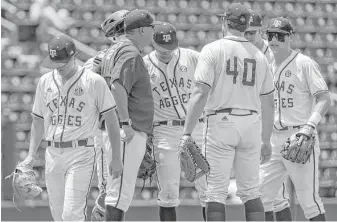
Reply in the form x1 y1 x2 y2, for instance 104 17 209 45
49 49 57 58
273 20 282 28
162 34 171 43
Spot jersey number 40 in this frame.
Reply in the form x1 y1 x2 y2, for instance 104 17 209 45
226 57 256 86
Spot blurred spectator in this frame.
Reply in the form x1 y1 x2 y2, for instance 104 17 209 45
29 0 74 42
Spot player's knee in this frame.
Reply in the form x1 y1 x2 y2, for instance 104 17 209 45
273 199 290 213
244 198 264 213
157 191 180 207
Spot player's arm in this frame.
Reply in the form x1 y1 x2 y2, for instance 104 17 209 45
25 78 45 166
183 45 215 135
260 64 275 144
83 50 106 74
304 61 331 128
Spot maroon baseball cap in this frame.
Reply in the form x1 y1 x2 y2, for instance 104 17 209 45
246 9 263 31
152 22 178 51
218 3 251 26
265 17 294 34
124 9 154 31
41 35 76 69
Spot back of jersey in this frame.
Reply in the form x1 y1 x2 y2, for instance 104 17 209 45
195 36 273 113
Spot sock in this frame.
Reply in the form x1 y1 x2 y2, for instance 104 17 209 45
159 206 176 221
309 213 326 221
275 207 292 221
105 205 124 221
202 207 206 221
265 211 275 221
206 202 226 221
244 198 265 221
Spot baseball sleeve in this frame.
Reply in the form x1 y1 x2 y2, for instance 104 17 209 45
260 63 275 96
111 54 140 94
31 77 44 119
304 60 329 96
95 76 117 116
194 45 215 88
83 50 106 74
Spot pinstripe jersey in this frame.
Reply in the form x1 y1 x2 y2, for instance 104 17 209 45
194 36 275 113
261 39 274 64
143 48 199 121
31 66 116 141
272 50 329 129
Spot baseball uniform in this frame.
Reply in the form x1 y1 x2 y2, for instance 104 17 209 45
101 34 154 212
34 36 117 221
193 33 274 204
246 11 291 213
259 18 328 219
143 43 207 207
83 50 109 194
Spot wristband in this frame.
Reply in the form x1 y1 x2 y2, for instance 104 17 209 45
307 112 322 126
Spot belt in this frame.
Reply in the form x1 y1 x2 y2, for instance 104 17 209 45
153 118 204 127
274 125 302 131
47 139 92 148
99 120 129 131
206 108 258 117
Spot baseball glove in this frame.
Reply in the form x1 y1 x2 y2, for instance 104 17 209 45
5 162 42 198
137 135 156 189
91 192 106 221
281 125 316 164
178 136 210 182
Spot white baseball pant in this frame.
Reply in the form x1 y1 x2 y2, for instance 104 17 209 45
94 130 108 193
153 122 207 208
203 110 261 204
259 128 325 219
45 139 96 221
105 130 147 212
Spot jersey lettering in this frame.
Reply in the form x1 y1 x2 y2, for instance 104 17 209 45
274 81 295 109
51 114 82 126
152 77 192 96
159 93 191 109
226 57 256 86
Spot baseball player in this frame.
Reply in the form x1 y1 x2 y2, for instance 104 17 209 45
143 22 206 221
245 10 292 221
181 3 275 221
100 9 155 221
82 10 129 221
259 17 331 221
21 35 121 221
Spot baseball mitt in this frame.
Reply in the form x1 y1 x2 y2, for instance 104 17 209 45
5 162 42 198
137 135 156 186
178 136 210 182
91 192 106 221
281 125 316 164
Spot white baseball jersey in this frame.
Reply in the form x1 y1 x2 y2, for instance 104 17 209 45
194 36 274 113
32 66 116 141
262 39 274 64
272 50 329 129
143 48 199 121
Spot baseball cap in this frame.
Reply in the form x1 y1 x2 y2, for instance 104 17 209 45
246 9 262 31
152 22 178 51
265 17 294 34
41 35 76 69
124 9 154 31
101 10 130 37
218 3 251 26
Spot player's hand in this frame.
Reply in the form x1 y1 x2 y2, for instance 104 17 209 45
181 134 193 142
21 155 35 167
109 159 123 179
120 125 135 143
297 124 315 146
260 142 272 165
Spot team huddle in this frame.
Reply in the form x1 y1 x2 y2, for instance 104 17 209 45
8 2 332 222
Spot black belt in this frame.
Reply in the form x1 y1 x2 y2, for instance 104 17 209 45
99 120 128 131
47 139 89 148
274 125 302 131
207 108 257 116
153 118 204 127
